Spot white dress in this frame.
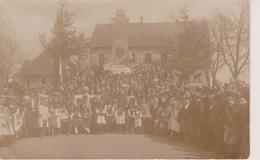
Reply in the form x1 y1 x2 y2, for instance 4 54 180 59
96 108 106 124
55 108 68 128
115 110 125 124
133 111 142 127
168 101 182 132
105 105 115 117
38 104 49 128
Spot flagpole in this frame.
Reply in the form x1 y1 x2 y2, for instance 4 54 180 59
59 55 63 88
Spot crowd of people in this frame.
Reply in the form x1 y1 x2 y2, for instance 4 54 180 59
0 65 249 158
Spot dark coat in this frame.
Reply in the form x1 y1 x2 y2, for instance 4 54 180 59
208 102 225 128
189 98 204 122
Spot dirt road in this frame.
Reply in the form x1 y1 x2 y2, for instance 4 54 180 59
0 134 220 159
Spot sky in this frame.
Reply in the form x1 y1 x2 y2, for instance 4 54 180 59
0 0 247 82
0 0 238 57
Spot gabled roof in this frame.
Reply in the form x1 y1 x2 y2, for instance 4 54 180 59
89 21 208 48
17 51 56 76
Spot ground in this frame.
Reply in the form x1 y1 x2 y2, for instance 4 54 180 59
0 134 221 159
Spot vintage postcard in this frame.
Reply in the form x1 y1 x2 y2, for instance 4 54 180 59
0 0 250 159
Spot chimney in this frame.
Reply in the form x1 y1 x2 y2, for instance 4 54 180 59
140 16 144 23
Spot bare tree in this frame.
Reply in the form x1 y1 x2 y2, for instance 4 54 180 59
217 0 250 80
160 6 210 83
0 8 17 86
208 19 225 88
176 21 210 82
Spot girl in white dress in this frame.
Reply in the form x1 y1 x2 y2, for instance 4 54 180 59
38 94 49 136
168 99 182 138
96 105 106 133
133 107 143 133
115 106 126 133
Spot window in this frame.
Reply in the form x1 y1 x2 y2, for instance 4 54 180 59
144 53 152 64
99 53 105 65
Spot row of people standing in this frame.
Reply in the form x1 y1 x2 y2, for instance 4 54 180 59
19 85 249 159
5 65 249 158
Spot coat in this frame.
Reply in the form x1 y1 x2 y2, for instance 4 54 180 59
223 103 242 145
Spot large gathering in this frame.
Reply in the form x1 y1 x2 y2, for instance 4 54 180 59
0 0 250 159
0 64 249 158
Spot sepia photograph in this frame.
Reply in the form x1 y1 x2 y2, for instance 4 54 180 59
0 0 250 159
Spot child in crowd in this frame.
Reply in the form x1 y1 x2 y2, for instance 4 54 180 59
96 104 106 133
133 107 143 133
168 98 182 139
126 105 135 133
48 106 56 136
38 94 49 137
105 102 115 132
115 106 126 133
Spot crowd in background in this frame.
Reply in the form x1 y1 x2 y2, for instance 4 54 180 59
0 65 249 158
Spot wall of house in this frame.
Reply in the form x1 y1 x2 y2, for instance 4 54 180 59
129 47 164 64
88 47 208 87
89 48 112 65
18 75 56 88
89 47 166 65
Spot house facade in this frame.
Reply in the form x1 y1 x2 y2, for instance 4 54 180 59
89 9 172 65
17 52 57 88
88 9 210 86
17 9 210 88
